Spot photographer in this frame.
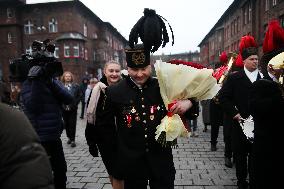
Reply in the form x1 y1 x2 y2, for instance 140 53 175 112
19 40 74 189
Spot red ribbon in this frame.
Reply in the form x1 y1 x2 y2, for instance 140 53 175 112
167 101 177 117
126 114 132 126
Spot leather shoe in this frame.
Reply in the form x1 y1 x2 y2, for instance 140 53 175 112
225 157 233 168
211 144 217 151
67 139 71 144
237 181 248 189
70 141 76 147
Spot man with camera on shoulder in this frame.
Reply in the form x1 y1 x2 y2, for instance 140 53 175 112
19 40 73 189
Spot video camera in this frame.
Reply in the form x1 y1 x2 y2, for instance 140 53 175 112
9 39 63 82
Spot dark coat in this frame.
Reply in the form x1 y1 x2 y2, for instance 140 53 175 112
21 79 73 141
200 99 210 125
0 103 54 189
97 76 197 179
62 83 81 111
218 69 261 152
249 79 284 188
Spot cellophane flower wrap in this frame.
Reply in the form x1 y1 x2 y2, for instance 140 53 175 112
154 61 219 147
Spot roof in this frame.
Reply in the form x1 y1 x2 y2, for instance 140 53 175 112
55 32 87 41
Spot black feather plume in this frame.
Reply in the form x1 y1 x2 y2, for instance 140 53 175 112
128 8 174 53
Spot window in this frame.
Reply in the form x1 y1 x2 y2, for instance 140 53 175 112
73 44 79 57
237 17 241 32
85 49 88 60
263 24 268 39
64 44 70 57
273 0 277 6
97 68 102 80
114 51 119 62
84 23 87 37
7 32 12 43
265 0 269 11
248 3 252 22
280 15 284 28
92 32 98 39
243 7 248 25
54 47 59 58
7 8 14 18
49 18 58 33
81 47 85 58
26 46 32 55
24 20 34 34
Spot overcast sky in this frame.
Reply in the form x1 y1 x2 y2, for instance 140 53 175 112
27 0 234 55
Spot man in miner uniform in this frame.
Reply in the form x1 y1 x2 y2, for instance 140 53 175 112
95 43 198 189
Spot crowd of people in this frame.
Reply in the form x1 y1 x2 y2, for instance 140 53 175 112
0 8 284 189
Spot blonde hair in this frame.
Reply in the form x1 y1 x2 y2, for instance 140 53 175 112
89 78 98 84
61 71 74 83
104 60 121 73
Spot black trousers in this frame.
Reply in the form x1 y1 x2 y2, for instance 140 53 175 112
41 139 67 189
223 113 233 158
63 109 77 141
231 120 253 185
209 100 223 145
80 101 85 118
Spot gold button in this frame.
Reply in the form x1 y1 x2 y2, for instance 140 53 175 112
145 135 147 138
141 97 144 101
145 127 147 131
142 105 145 108
143 120 147 123
143 112 146 115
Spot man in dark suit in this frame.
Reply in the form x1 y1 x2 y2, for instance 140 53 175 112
218 35 261 189
249 20 284 189
96 44 197 189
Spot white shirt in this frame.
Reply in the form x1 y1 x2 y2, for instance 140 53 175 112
244 67 262 83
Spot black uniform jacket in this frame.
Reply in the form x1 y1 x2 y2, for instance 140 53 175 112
218 69 261 151
97 76 196 179
218 69 261 119
248 79 284 188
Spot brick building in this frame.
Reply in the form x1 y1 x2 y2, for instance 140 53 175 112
0 0 127 82
151 51 200 64
198 0 284 68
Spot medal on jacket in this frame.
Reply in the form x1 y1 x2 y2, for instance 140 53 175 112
150 106 155 114
131 107 136 113
126 114 132 128
150 115 154 120
135 115 140 121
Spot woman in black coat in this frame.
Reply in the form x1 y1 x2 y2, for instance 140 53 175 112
85 61 123 189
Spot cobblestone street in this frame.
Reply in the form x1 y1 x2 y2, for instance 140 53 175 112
62 108 237 189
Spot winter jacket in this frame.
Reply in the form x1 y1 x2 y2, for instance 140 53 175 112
0 103 54 189
21 79 73 141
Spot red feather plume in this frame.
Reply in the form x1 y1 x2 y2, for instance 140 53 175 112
239 35 257 54
263 20 284 54
234 35 257 68
219 51 228 65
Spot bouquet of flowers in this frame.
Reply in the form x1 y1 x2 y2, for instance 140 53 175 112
154 60 219 147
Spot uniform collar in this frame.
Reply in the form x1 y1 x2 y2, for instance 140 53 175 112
126 76 153 90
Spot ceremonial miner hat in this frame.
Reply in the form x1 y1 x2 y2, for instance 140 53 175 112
234 35 258 67
260 20 284 73
126 8 174 68
125 44 150 68
219 51 228 65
